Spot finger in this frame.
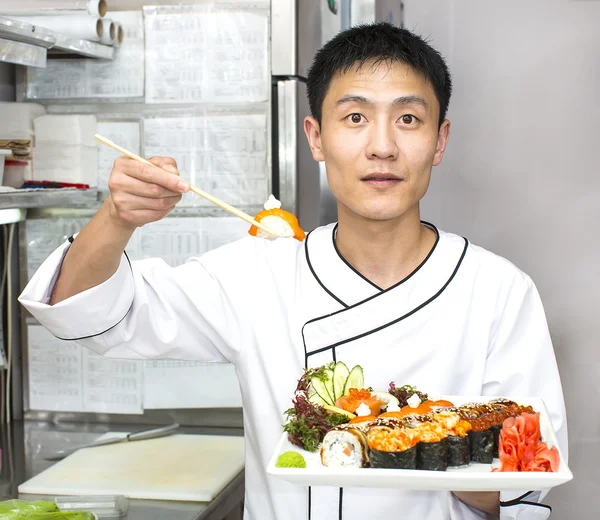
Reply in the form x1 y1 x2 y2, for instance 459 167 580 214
148 156 180 176
125 160 189 193
113 193 182 212
111 173 180 199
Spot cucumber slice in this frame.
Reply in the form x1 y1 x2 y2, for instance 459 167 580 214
308 390 329 406
324 368 335 404
343 365 364 395
311 375 334 405
332 361 350 402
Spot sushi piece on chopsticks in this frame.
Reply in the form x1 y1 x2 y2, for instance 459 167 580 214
320 424 370 468
248 194 305 241
248 195 305 241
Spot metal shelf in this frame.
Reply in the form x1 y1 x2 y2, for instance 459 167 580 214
0 36 46 68
0 188 98 210
0 17 55 48
48 34 114 60
0 16 114 66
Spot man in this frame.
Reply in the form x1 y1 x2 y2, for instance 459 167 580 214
20 23 566 520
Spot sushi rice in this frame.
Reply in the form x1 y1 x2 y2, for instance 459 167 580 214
321 426 370 468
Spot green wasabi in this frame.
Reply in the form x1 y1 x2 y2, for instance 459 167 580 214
276 451 306 468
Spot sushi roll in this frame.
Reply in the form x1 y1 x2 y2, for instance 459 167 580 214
468 429 494 464
367 419 418 469
490 425 502 458
407 415 448 471
321 425 370 468
418 438 449 471
248 195 305 241
431 410 472 467
457 405 495 464
486 400 535 457
446 435 470 467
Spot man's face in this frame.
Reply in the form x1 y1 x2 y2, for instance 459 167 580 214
305 60 450 222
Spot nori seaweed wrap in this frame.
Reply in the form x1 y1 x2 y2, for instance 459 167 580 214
403 414 449 471
370 445 417 469
491 424 502 458
367 419 419 469
417 438 448 471
430 410 472 467
485 400 534 458
447 434 470 467
457 405 495 464
468 429 494 463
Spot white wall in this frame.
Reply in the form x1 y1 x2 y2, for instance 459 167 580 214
405 1 600 517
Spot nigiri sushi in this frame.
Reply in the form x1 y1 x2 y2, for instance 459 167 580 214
248 195 305 241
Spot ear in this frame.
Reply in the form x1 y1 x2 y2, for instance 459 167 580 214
432 119 451 166
304 116 325 162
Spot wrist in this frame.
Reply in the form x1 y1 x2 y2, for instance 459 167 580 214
104 196 137 234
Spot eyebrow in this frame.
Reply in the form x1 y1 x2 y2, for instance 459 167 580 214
335 94 429 110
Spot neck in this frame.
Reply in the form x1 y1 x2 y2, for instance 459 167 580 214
335 205 436 290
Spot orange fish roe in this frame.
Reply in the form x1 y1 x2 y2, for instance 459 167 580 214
367 428 418 453
431 411 473 438
454 419 472 437
336 388 384 416
413 421 445 443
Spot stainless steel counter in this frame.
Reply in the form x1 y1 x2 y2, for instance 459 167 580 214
0 420 245 520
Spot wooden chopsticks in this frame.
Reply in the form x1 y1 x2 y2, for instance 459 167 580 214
94 134 278 237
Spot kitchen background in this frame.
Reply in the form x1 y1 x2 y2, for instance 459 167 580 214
0 0 597 518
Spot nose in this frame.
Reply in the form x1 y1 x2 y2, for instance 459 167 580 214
365 120 399 160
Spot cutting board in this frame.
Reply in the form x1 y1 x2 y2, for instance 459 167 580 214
18 433 245 502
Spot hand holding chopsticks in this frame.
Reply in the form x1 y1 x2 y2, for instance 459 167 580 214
94 134 278 237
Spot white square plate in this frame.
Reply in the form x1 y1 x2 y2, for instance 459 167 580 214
267 396 572 491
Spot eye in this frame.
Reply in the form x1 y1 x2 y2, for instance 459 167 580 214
347 113 364 124
400 114 417 125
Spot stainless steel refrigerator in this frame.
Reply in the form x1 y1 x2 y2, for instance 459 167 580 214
270 0 405 232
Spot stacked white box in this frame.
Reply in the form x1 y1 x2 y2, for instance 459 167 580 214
32 114 98 186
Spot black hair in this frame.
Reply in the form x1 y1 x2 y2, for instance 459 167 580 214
306 23 452 128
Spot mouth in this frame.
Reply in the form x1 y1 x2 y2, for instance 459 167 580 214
361 173 403 186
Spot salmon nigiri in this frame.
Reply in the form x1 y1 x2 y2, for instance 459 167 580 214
248 194 305 241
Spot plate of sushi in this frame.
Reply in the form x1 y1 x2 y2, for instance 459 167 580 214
267 362 573 491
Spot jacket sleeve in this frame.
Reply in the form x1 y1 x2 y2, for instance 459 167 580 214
19 238 252 364
484 273 567 519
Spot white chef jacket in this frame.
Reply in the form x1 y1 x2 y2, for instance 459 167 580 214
19 222 568 520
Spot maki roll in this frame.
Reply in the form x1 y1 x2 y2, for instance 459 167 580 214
447 435 470 467
486 399 535 457
457 405 495 464
490 425 502 458
418 438 448 471
468 428 494 464
407 415 448 471
431 410 472 467
367 419 418 469
321 424 370 468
